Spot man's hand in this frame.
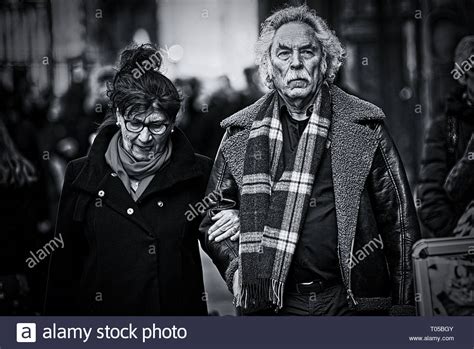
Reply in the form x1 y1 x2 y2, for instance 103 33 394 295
208 209 240 242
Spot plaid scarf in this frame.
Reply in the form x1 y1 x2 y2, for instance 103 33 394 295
238 86 331 312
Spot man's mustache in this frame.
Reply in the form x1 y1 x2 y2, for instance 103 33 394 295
285 71 311 84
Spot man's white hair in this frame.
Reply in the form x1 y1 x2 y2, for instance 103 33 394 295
255 5 345 88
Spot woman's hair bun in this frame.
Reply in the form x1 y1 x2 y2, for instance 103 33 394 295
117 43 163 74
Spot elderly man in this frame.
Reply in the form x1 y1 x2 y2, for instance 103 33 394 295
200 5 420 315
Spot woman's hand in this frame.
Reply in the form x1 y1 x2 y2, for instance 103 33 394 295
208 209 240 242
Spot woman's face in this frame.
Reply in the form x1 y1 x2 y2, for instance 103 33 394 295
117 109 172 161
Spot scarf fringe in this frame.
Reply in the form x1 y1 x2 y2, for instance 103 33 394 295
237 279 285 311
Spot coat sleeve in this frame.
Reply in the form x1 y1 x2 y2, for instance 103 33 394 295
198 130 240 293
368 123 421 315
444 133 474 203
416 115 459 237
44 160 87 315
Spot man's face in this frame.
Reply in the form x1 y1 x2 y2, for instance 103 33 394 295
270 22 322 102
117 109 171 161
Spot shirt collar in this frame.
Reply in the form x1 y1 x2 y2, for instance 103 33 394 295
277 92 318 118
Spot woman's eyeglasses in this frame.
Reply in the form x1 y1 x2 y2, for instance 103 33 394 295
124 119 170 135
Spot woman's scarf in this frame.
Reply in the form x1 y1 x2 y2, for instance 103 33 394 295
105 131 172 201
237 86 331 312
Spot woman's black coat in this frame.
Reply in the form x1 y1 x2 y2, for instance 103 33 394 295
44 125 212 315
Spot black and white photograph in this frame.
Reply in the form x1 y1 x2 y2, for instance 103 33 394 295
0 0 473 339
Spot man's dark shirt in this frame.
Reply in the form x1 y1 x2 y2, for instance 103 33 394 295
279 101 341 284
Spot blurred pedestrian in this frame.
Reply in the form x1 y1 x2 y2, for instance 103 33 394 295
0 118 37 314
417 35 474 237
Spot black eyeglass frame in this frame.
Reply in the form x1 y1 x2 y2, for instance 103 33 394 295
124 119 170 135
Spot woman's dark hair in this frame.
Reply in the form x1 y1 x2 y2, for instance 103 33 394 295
0 118 37 187
98 43 181 132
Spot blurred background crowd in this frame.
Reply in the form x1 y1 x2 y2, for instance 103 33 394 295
0 0 473 315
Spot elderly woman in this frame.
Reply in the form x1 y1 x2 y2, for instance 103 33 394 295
45 44 213 315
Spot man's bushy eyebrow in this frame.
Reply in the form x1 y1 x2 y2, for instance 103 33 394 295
276 42 317 50
276 43 291 50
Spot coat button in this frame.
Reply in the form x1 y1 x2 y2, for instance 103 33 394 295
157 201 164 207
98 190 105 197
111 172 118 177
127 208 134 215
